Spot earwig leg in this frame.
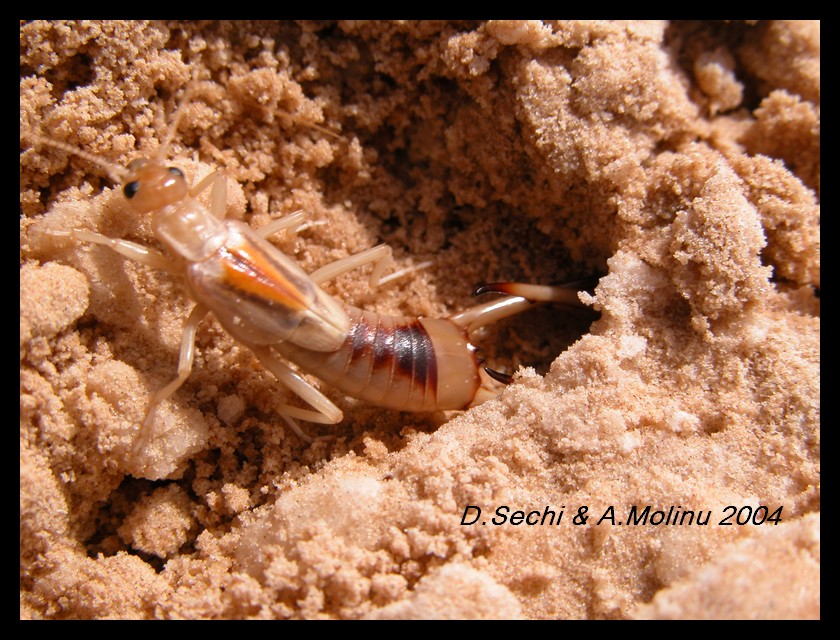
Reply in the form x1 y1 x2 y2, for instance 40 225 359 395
134 304 208 452
250 346 344 442
262 220 427 287
49 229 175 272
309 244 392 286
278 413 313 444
309 243 431 288
189 171 228 219
256 210 308 239
376 260 434 287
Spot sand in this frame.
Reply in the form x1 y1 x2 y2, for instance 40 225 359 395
20 20 819 619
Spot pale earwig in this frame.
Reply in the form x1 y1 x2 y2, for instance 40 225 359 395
26 89 594 448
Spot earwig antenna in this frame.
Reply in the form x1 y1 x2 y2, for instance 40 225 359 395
26 133 128 185
157 80 198 161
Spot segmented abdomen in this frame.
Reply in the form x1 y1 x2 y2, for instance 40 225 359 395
276 306 482 412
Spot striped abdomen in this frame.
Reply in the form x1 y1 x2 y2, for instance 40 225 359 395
275 306 484 412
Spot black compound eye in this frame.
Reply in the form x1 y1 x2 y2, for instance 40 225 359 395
167 167 184 178
123 181 140 199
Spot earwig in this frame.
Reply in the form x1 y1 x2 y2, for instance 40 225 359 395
27 88 594 448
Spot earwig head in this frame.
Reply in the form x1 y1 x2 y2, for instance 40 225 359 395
122 158 188 213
